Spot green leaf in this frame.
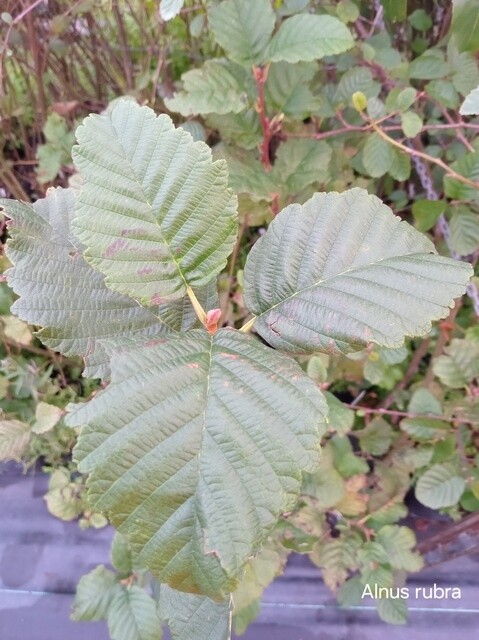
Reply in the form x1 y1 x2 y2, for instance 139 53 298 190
433 338 479 388
159 586 230 640
363 133 394 178
409 52 448 80
451 51 479 96
0 419 30 462
232 540 288 634
205 109 262 150
452 0 479 53
412 200 445 232
159 0 184 21
111 533 134 578
444 151 479 201
323 391 354 437
376 597 408 625
450 209 479 255
165 60 250 116
416 463 466 508
301 464 346 508
32 402 63 434
425 80 459 109
400 417 450 442
376 525 423 571
70 329 326 598
337 0 360 24
388 149 411 182
400 111 423 138
243 188 472 355
107 586 162 640
36 113 75 184
409 9 432 31
387 87 417 112
408 388 442 415
311 534 362 590
336 68 380 105
331 435 369 478
265 62 321 117
265 14 354 63
208 0 275 66
218 148 276 202
272 139 332 194
381 0 407 22
460 85 479 115
2 189 215 379
357 417 392 455
338 575 364 607
72 100 238 306
72 565 121 621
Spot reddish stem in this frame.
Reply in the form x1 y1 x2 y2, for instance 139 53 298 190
253 64 272 170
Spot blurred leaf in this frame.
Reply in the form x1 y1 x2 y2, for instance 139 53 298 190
0 419 30 461
409 52 448 79
363 133 394 177
159 585 230 640
451 0 479 53
357 417 392 455
159 0 184 21
449 209 479 255
412 200 445 232
460 85 479 115
400 111 423 138
107 586 162 640
32 401 63 434
416 463 466 508
433 338 479 388
381 0 407 22
72 565 121 621
273 139 332 193
165 60 250 116
376 525 423 571
376 596 408 624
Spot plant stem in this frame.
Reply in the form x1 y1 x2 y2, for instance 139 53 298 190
186 285 208 326
239 316 256 333
253 64 272 170
371 121 479 191
344 402 477 426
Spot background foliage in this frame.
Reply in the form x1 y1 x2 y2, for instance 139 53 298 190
1 0 479 635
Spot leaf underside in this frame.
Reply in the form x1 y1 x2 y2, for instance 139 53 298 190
72 100 238 306
243 188 472 355
1 189 217 379
70 328 326 599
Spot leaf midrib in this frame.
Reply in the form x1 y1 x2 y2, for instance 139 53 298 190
251 251 437 320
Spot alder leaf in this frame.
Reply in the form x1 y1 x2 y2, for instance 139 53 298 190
265 14 354 63
158 585 231 640
0 419 30 462
460 85 479 115
416 463 466 508
208 0 275 66
243 188 472 355
69 329 327 598
72 100 238 306
107 586 162 640
165 60 250 116
72 565 121 621
2 189 216 379
159 0 184 21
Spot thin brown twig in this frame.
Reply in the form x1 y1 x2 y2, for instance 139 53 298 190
343 403 477 426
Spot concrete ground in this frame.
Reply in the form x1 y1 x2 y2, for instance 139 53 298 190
1 462 478 639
